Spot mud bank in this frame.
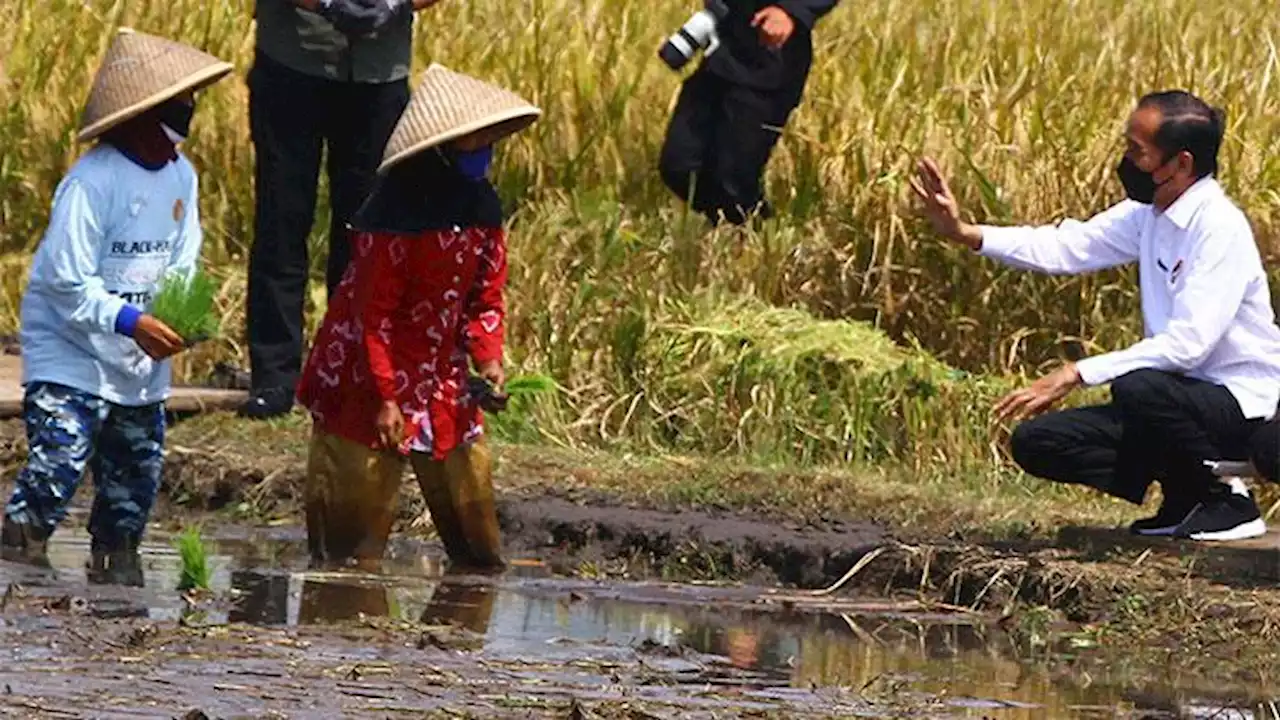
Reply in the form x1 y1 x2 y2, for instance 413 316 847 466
18 417 895 590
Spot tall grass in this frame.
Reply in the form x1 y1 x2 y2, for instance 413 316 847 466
1 0 1276 469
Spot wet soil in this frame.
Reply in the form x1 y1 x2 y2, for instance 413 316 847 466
2 417 1280 715
142 421 1280 645
496 495 888 588
0 529 1275 719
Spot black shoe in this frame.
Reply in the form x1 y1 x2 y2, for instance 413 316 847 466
238 387 294 420
1 517 52 568
1130 493 1199 536
1173 481 1267 542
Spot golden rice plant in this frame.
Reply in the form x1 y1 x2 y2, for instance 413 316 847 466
1 0 1276 471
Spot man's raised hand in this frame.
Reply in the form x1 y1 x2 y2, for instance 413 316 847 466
909 157 983 250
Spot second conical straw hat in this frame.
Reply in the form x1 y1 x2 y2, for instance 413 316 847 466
379 64 541 174
78 27 235 143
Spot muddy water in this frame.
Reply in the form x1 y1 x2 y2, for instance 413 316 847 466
0 527 1274 718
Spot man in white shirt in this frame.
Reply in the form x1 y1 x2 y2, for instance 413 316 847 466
910 90 1280 542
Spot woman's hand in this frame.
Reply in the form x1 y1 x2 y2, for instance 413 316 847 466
375 400 405 450
477 359 505 392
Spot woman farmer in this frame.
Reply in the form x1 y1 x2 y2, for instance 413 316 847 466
295 64 540 573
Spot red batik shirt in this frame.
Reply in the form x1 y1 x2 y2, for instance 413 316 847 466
296 226 507 459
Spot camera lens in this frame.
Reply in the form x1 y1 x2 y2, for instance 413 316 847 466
659 42 689 70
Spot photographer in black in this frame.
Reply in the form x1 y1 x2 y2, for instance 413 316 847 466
657 0 839 225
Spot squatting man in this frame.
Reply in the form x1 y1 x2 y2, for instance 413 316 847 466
911 89 1280 543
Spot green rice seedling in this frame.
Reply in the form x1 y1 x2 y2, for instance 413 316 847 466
503 373 557 397
173 526 212 592
485 372 558 444
149 268 218 346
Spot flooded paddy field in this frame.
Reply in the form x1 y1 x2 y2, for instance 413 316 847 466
0 417 1278 717
0 526 1276 719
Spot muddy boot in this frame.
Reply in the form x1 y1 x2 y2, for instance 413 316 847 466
87 539 143 587
412 441 505 572
86 550 108 584
1 517 52 568
87 551 143 587
114 551 144 587
444 440 505 571
304 429 404 570
415 467 477 566
116 550 144 587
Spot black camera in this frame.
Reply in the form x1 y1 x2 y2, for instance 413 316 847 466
658 0 731 71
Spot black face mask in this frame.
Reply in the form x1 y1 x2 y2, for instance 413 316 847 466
1115 154 1172 204
156 99 195 140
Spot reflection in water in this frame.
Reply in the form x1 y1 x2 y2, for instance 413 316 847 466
298 579 390 623
228 570 288 625
419 577 496 634
20 530 1280 718
212 568 1280 718
226 570 497 631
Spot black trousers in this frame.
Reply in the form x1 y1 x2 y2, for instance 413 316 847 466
245 53 410 393
1246 415 1280 483
1009 369 1263 505
658 68 796 225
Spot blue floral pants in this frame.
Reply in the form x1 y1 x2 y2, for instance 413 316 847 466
4 382 165 551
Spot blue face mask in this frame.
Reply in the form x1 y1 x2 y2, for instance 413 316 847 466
453 145 494 180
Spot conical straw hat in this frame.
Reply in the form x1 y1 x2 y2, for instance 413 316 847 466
378 64 541 174
78 27 235 143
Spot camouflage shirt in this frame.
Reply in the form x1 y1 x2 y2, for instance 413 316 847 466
254 0 413 84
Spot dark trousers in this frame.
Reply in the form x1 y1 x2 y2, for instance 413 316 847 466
658 68 796 225
1247 416 1280 483
245 53 410 393
1009 369 1263 505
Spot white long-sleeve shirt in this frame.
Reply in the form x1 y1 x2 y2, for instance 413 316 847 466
978 176 1280 420
20 144 202 406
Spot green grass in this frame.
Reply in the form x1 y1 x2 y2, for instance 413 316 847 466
149 267 218 345
173 525 212 592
